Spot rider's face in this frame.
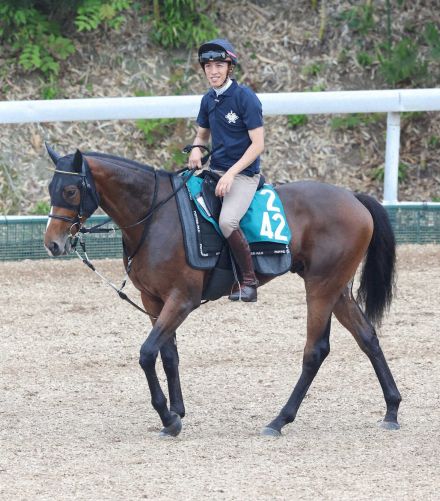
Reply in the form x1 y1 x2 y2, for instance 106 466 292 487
203 61 230 88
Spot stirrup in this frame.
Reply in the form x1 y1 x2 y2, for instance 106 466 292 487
228 282 258 302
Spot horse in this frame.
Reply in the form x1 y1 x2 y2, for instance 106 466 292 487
44 145 401 437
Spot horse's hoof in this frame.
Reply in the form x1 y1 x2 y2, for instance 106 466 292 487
159 413 182 438
260 426 282 437
377 419 400 431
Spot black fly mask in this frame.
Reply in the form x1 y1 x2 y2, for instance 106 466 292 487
47 145 100 223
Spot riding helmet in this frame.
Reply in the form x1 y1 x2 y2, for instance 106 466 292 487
198 38 238 67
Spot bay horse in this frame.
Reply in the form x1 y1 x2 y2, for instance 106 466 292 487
44 146 401 437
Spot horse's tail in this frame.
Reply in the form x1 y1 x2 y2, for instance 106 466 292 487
354 193 396 327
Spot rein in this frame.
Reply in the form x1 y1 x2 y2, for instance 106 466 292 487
70 167 197 318
48 145 211 317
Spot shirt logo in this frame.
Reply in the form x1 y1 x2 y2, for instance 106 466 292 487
225 110 239 124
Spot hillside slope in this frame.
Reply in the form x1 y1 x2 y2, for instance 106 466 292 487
0 0 439 213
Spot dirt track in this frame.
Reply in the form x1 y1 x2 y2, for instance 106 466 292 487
1 245 440 500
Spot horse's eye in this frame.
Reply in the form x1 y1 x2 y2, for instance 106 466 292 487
64 187 77 198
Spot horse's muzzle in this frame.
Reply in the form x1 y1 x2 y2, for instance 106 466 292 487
45 237 71 256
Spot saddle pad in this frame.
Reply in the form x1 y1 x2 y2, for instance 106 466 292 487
172 175 218 270
186 175 292 244
172 174 292 278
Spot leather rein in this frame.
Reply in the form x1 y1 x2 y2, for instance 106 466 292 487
48 145 210 317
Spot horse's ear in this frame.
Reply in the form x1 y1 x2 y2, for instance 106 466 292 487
72 149 83 172
45 142 61 165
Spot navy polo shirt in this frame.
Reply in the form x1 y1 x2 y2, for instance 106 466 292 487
196 80 263 176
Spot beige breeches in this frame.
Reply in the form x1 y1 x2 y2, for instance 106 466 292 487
212 169 260 238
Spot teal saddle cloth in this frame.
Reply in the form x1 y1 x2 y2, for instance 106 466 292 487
171 172 292 300
186 174 292 245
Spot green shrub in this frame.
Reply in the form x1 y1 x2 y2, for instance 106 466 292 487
377 38 428 86
0 1 133 78
287 114 308 128
41 80 61 99
356 51 373 67
371 162 409 182
135 118 178 146
402 111 424 122
165 146 188 170
309 83 326 92
0 1 217 79
0 4 75 77
75 0 131 31
338 4 374 36
424 22 440 59
29 200 51 214
152 0 217 48
331 113 383 130
302 62 323 77
331 115 363 130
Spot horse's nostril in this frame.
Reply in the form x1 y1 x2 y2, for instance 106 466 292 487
49 241 60 256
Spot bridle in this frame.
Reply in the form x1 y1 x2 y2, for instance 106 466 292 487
48 145 213 259
48 168 90 233
47 166 195 318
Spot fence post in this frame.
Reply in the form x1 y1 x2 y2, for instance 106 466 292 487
383 111 401 204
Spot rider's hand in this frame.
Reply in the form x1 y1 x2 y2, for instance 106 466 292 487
188 147 203 169
215 171 235 197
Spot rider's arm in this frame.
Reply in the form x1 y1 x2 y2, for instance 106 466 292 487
188 126 211 168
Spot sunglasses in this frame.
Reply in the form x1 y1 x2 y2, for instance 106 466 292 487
199 50 229 64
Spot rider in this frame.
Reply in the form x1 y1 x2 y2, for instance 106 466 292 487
188 38 264 302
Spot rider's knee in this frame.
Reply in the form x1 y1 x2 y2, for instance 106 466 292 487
219 216 238 238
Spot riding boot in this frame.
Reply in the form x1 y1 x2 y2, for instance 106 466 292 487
227 229 258 302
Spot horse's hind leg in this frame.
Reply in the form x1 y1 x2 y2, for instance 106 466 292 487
263 291 334 436
333 285 401 429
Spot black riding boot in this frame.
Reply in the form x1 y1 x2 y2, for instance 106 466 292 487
227 229 258 302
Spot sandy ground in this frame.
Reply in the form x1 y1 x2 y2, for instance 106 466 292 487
1 245 440 501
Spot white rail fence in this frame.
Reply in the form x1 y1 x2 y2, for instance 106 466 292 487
1 88 440 204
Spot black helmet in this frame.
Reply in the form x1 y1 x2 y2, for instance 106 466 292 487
198 38 238 67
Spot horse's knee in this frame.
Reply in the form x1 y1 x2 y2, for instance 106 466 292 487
139 343 158 371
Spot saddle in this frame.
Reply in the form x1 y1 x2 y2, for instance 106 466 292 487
171 172 292 301
198 170 265 221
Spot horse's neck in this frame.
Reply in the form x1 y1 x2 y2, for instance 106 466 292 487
88 156 157 228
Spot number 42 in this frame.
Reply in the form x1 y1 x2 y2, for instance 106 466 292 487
259 189 288 241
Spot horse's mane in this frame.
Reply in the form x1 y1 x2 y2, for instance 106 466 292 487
85 151 160 175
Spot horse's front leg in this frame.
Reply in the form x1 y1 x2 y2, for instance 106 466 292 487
160 333 185 418
139 294 196 437
144 296 185 419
